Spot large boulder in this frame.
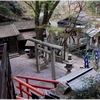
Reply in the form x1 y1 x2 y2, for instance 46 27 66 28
50 82 72 99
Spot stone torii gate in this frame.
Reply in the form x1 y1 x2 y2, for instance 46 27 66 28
28 38 63 80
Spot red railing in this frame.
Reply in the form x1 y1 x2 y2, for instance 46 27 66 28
14 75 59 99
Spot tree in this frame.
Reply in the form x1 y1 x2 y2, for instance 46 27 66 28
46 1 87 60
51 1 86 59
25 1 59 40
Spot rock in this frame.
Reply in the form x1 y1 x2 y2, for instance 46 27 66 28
50 82 72 99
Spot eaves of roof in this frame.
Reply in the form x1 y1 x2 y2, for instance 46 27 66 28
86 28 100 37
0 24 20 38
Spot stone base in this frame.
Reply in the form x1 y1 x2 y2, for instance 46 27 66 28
39 62 48 70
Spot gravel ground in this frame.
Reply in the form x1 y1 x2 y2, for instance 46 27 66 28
11 54 67 79
10 53 66 96
10 52 84 98
11 53 84 79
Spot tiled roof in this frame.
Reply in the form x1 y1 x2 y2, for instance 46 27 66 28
0 24 20 38
13 20 35 30
86 28 100 37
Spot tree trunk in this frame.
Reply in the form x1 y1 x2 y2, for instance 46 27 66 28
77 38 80 49
35 1 59 41
36 27 45 41
63 39 68 60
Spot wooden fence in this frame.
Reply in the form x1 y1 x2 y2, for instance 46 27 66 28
0 43 16 99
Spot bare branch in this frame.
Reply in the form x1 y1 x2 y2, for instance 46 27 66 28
24 1 38 16
35 1 40 26
48 1 60 21
62 1 86 45
42 2 49 25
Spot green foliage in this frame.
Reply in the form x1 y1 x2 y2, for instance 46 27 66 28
14 2 23 16
86 1 95 14
86 1 100 15
47 26 69 37
32 1 58 13
0 1 23 17
25 9 35 17
47 26 64 34
0 4 14 17
72 73 100 99
49 1 57 9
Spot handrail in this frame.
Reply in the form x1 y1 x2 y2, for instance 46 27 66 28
14 76 59 99
14 77 45 98
17 75 59 84
17 75 59 88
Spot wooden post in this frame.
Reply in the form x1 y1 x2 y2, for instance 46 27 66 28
44 38 48 64
35 43 40 73
51 48 56 80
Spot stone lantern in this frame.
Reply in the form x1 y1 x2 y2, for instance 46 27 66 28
63 54 75 72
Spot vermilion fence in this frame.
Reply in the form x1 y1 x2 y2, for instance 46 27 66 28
0 43 59 99
14 75 59 99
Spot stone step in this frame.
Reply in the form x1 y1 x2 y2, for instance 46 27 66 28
9 52 19 59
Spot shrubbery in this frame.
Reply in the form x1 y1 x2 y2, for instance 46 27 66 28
72 72 100 99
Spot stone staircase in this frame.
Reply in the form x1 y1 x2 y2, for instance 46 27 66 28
9 52 20 59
